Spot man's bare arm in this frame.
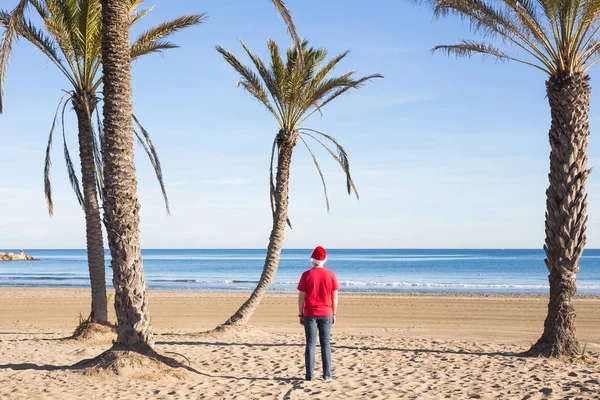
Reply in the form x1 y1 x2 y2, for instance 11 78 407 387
298 291 306 325
332 290 338 323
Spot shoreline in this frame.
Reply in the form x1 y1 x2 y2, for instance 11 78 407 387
2 287 600 299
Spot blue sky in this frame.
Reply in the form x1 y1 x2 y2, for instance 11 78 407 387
1 0 600 249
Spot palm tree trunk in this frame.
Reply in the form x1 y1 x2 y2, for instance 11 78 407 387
528 73 591 357
101 0 153 348
224 137 295 325
72 92 108 325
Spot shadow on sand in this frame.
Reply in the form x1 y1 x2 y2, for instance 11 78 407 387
0 332 72 342
0 360 307 383
155 340 520 358
0 363 83 372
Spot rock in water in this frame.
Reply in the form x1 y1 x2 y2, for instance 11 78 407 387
0 250 36 261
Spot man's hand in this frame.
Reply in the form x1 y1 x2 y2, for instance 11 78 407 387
332 315 336 325
299 316 304 326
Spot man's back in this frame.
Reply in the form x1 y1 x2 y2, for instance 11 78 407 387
298 267 339 317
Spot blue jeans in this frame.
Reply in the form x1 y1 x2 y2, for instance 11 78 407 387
303 316 332 380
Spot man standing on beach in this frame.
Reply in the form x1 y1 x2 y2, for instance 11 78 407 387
297 246 339 381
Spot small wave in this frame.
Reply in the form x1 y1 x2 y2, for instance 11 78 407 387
143 256 266 261
336 280 543 289
330 257 530 262
37 256 88 260
335 254 475 258
152 279 231 284
0 276 84 281
150 278 263 284
333 280 600 290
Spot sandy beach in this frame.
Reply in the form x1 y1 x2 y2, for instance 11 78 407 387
0 289 599 399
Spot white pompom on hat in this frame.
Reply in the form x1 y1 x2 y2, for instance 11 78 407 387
309 246 327 265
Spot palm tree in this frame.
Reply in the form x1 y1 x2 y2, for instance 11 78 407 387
217 39 382 326
0 0 205 325
100 0 152 348
418 0 598 357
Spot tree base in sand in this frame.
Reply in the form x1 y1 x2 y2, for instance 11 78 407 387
524 338 583 359
71 320 116 344
74 344 194 380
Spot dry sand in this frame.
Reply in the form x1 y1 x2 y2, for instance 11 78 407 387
0 289 599 399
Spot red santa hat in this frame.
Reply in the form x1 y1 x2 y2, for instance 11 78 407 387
309 246 327 265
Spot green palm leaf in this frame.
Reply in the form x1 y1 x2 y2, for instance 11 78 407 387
216 44 282 125
131 13 207 60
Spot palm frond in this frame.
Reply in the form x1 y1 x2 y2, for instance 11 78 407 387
267 39 285 104
130 5 153 25
90 100 103 197
296 72 383 125
283 40 310 121
216 44 282 125
300 129 359 199
44 92 73 216
131 40 178 59
421 0 600 75
288 47 328 121
299 135 330 211
29 0 49 19
307 50 350 91
579 36 600 63
132 115 170 215
502 0 558 62
62 0 83 60
130 13 206 60
60 95 84 209
269 136 278 218
433 40 551 73
0 0 29 113
304 71 356 103
271 0 302 64
44 0 82 80
432 0 556 71
6 12 79 86
128 0 145 11
238 39 285 120
77 0 102 86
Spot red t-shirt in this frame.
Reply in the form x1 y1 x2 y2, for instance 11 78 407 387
297 267 340 317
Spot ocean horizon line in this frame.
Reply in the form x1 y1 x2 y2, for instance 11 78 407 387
1 247 591 251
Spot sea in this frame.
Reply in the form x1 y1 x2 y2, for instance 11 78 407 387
1 249 600 295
